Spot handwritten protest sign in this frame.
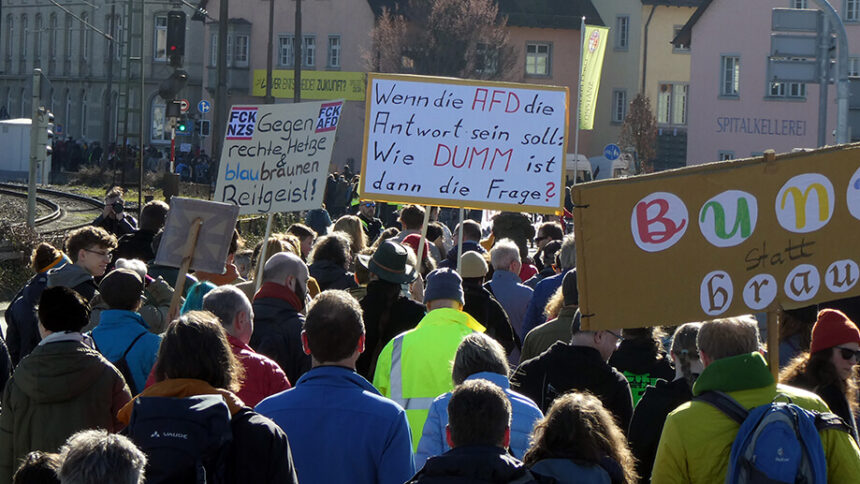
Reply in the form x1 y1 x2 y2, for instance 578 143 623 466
213 101 343 214
573 145 860 330
360 73 568 214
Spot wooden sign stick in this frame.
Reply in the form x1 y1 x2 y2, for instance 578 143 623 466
167 217 204 322
767 310 781 383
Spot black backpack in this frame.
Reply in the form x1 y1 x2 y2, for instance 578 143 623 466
127 394 233 484
96 332 146 395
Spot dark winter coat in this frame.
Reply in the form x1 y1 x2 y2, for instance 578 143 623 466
357 280 426 379
786 374 860 443
407 446 548 483
309 260 358 291
115 229 157 262
608 338 675 405
358 212 384 245
0 338 131 484
462 280 519 356
0 338 9 397
628 377 692 480
4 273 49 366
250 283 311 385
92 214 138 237
46 263 98 303
511 343 634 430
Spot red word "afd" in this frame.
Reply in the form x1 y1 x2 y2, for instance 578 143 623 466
471 89 520 112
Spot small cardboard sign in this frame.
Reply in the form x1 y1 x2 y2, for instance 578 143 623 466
154 197 240 274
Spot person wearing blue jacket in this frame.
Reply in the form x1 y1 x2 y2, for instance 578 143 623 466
91 269 162 394
415 333 543 469
255 290 414 484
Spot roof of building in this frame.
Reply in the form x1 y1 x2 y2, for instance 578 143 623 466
671 0 714 47
366 0 604 29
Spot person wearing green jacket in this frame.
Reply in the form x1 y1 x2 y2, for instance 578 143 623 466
652 315 860 483
373 268 486 450
0 287 131 484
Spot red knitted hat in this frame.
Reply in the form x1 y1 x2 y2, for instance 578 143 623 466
809 309 860 354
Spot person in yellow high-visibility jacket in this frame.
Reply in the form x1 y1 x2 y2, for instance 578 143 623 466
373 268 486 450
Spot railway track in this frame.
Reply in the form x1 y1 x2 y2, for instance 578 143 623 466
0 183 106 233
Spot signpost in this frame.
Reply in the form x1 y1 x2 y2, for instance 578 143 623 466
603 143 621 161
198 100 211 114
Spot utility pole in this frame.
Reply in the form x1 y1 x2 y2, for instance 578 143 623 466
294 0 301 103
214 0 229 159
810 0 850 143
103 1 116 155
265 0 275 103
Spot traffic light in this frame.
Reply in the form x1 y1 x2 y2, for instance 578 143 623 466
176 115 190 134
167 11 186 66
158 69 188 101
35 107 54 160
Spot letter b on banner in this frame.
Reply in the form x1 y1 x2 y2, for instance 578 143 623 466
631 192 688 253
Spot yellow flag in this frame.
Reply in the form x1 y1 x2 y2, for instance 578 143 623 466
579 25 609 130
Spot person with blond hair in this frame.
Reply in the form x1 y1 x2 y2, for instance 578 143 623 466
652 315 860 483
524 392 637 483
333 214 368 257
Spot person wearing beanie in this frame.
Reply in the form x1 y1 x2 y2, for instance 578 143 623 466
373 268 487 450
781 309 860 442
459 252 519 357
91 269 162 395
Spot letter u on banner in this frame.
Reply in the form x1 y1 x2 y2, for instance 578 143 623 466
579 25 609 131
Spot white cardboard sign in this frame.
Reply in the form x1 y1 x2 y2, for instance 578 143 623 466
213 100 344 214
360 74 569 214
154 197 240 274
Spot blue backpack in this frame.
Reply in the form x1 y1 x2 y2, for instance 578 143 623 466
694 391 850 484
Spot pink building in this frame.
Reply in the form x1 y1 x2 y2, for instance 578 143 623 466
674 0 860 165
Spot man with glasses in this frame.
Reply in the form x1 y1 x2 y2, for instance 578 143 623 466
510 310 633 429
47 226 117 303
357 200 383 245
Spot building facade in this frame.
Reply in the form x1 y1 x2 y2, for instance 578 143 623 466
675 0 860 165
0 0 205 153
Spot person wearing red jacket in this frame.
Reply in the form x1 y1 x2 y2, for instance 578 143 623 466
202 285 291 407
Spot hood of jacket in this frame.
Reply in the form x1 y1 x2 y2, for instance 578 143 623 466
417 445 530 481
529 458 612 484
13 341 114 404
46 263 92 289
117 378 245 424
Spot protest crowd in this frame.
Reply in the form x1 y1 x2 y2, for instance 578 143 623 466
1 179 860 484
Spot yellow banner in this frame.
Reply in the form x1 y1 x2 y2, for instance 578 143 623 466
579 25 609 130
252 70 366 101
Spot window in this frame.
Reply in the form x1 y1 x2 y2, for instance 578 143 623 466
80 90 88 138
209 33 217 66
720 55 740 96
303 35 315 67
846 0 860 21
65 90 71 131
525 42 551 76
234 34 249 67
673 25 689 52
850 57 860 77
80 12 90 61
49 14 57 60
5 15 13 59
718 151 735 161
34 14 42 64
115 15 124 60
20 15 27 58
278 35 294 67
327 35 340 68
615 16 629 50
792 0 807 7
65 14 73 59
475 42 498 75
657 83 689 125
611 89 627 123
154 15 167 60
768 81 806 98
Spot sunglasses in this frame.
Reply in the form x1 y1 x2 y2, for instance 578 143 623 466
362 202 376 208
836 347 860 361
